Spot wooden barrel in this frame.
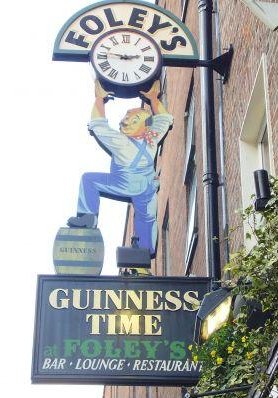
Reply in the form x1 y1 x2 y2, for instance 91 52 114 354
53 227 104 275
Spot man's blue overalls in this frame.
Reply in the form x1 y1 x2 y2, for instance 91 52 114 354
75 113 173 255
77 138 159 255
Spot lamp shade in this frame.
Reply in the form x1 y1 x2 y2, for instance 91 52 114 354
194 288 232 343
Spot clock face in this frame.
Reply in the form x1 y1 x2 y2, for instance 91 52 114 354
90 29 162 87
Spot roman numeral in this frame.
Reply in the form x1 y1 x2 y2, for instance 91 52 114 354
139 64 151 74
108 68 118 80
97 52 107 60
144 56 154 62
109 36 119 46
100 44 111 51
122 34 130 43
141 45 151 52
134 72 141 80
98 61 111 72
122 72 129 82
134 38 141 46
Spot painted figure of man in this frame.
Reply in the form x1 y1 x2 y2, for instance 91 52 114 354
68 80 173 255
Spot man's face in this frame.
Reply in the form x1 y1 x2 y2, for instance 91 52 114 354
120 109 150 137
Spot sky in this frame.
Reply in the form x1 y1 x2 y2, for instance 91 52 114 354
0 0 153 396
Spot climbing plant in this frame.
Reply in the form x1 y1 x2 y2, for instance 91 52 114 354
190 176 278 395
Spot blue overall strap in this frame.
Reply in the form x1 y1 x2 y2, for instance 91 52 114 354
129 139 153 168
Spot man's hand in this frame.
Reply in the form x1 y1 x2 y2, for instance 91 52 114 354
139 80 161 102
139 80 168 115
95 80 114 101
91 80 114 119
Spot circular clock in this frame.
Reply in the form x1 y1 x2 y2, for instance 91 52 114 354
90 28 162 98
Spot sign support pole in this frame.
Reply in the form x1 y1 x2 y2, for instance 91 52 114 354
198 0 221 281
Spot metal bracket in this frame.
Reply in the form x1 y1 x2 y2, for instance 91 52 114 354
198 45 234 84
166 45 234 84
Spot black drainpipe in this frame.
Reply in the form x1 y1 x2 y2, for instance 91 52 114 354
198 0 221 282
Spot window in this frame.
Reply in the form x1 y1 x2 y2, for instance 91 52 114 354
157 67 168 157
259 121 270 172
184 92 195 183
239 55 274 249
181 0 189 22
185 170 198 274
240 1 278 31
162 202 171 275
184 89 198 274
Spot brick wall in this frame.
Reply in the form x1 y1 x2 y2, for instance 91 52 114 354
219 0 278 251
106 0 278 397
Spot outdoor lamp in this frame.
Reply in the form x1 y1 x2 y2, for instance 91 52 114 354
254 169 271 211
194 288 232 343
116 236 151 269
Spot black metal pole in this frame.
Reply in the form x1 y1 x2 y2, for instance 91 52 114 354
198 0 221 281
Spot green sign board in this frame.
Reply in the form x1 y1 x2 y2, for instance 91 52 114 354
32 275 210 385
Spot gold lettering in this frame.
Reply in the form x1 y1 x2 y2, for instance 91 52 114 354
164 290 182 311
72 289 90 309
49 289 69 309
124 290 143 310
85 314 106 334
92 289 102 309
146 291 163 310
119 315 140 335
104 290 123 309
107 314 117 335
183 291 200 311
144 315 162 335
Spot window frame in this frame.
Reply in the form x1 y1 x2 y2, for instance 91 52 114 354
184 84 198 274
184 93 195 183
181 0 189 22
239 55 274 249
185 169 198 274
162 202 171 276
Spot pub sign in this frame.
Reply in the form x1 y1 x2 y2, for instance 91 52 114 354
32 275 210 385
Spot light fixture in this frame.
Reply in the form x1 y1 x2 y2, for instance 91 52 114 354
194 288 232 343
233 294 272 330
254 169 271 211
116 236 151 270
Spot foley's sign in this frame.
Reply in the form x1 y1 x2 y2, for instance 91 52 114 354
32 275 210 385
53 0 198 65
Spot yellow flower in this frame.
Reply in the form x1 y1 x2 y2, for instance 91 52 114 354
227 346 234 354
246 352 253 360
231 341 235 347
193 355 198 363
216 357 224 365
241 336 247 343
188 345 193 351
210 350 217 358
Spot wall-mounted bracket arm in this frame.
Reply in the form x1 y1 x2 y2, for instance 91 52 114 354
198 44 234 83
165 45 233 84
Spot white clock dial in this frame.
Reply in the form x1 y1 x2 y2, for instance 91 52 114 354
91 29 162 86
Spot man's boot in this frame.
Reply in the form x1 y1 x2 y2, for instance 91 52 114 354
67 213 98 228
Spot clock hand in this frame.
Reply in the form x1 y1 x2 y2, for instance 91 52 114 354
108 52 123 58
108 52 140 60
118 54 141 60
125 55 140 59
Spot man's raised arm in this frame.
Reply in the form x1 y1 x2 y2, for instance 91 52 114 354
139 80 168 115
91 80 114 119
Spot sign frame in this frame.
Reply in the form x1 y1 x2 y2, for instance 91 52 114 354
32 274 211 386
52 0 199 66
